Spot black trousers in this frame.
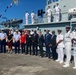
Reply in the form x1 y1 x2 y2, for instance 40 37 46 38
14 41 20 53
39 44 43 57
32 43 38 55
51 46 57 60
0 40 1 53
1 40 6 53
21 43 25 53
26 43 31 55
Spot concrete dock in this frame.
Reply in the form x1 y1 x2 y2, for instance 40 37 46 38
0 54 76 75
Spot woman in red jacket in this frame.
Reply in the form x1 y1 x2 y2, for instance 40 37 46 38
20 31 26 53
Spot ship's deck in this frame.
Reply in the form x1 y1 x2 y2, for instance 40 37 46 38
23 20 76 28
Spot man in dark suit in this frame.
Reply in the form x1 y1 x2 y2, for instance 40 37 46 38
50 30 57 60
38 31 44 57
26 30 32 55
32 30 38 55
44 30 51 58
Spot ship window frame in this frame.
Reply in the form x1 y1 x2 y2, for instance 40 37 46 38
47 0 59 5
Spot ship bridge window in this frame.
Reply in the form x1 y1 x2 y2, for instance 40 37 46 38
47 0 59 4
53 0 58 2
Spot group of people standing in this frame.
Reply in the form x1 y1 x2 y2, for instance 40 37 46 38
0 26 76 69
46 3 61 23
42 26 76 69
51 26 76 69
25 11 35 25
0 29 43 57
25 3 61 25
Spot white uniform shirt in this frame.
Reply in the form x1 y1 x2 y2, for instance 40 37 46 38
47 8 52 16
55 5 60 13
13 32 21 36
72 30 76 36
0 33 7 40
72 31 76 46
31 12 35 18
30 31 34 35
13 33 20 41
56 33 64 48
64 31 72 42
25 12 29 19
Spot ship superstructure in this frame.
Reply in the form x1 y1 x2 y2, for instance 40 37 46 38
24 0 76 34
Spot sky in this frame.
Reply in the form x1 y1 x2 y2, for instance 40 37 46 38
0 0 46 27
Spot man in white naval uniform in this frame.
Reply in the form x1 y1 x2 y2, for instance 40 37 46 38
31 11 35 24
63 26 72 68
56 29 64 64
72 27 76 69
55 3 61 22
46 6 52 23
25 11 29 25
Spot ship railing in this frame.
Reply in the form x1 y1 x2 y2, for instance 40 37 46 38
35 11 69 24
24 11 76 25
